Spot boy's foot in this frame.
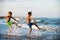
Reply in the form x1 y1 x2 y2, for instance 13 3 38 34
10 30 12 33
38 28 47 31
18 25 22 28
28 34 30 37
8 30 12 36
28 35 30 38
38 28 42 30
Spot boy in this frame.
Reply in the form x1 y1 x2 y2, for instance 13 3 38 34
1 11 21 33
26 12 41 37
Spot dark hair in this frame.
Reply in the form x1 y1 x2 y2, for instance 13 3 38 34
28 12 32 15
8 11 12 15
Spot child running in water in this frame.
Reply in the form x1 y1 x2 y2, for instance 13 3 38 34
1 11 21 33
26 12 41 37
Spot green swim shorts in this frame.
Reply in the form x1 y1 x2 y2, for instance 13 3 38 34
7 21 12 26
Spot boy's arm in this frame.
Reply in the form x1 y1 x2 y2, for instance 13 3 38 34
30 17 36 23
30 17 34 20
0 16 7 18
12 17 19 22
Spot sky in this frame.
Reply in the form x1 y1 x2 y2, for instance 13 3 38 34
0 0 60 18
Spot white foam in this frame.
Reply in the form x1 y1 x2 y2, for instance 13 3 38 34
7 26 21 36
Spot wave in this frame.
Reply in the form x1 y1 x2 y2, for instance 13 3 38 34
0 23 60 37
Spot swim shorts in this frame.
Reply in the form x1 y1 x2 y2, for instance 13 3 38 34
7 21 12 26
28 23 33 28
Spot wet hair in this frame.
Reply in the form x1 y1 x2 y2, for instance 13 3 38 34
8 11 12 15
28 12 32 15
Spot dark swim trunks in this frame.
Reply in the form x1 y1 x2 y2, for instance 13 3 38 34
28 23 33 28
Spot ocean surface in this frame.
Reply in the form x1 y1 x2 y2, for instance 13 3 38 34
0 17 60 40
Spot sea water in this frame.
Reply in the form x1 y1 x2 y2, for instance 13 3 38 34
0 18 60 40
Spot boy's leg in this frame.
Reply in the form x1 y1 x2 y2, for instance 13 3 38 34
28 28 32 37
9 26 12 33
28 23 33 37
33 23 41 30
12 22 21 28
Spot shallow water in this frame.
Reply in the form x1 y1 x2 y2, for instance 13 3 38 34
0 18 60 40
